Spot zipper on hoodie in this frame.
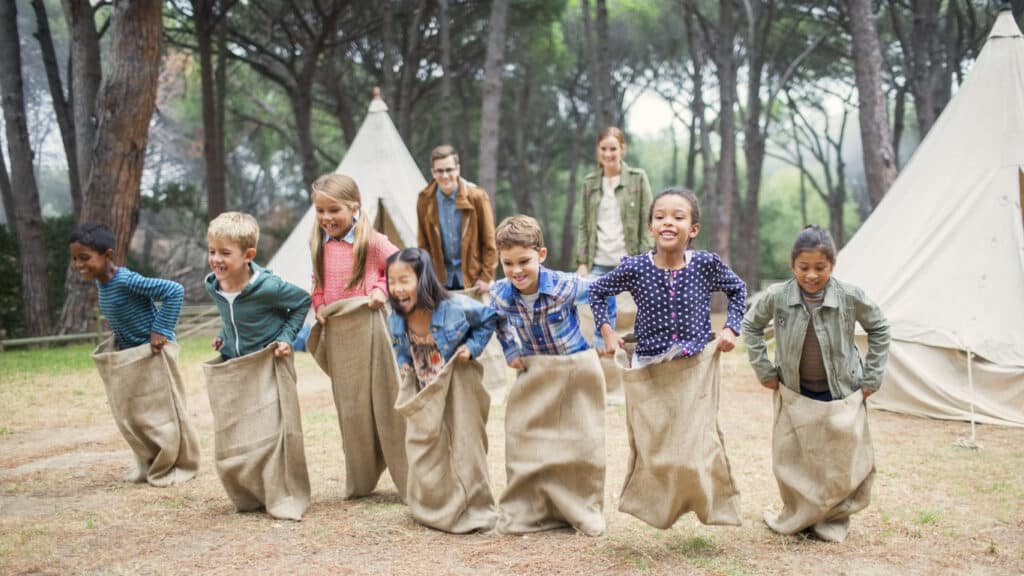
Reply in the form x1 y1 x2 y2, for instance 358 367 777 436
227 297 241 357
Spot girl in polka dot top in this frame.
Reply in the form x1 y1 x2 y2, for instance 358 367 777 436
590 187 746 367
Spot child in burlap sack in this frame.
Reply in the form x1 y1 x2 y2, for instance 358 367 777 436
590 188 747 529
71 223 199 487
204 212 313 520
387 247 498 532
489 215 607 537
743 225 890 542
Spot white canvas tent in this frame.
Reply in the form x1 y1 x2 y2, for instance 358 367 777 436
266 95 425 291
835 10 1024 427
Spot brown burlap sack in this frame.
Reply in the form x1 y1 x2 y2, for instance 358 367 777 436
395 358 497 533
764 385 874 542
498 349 606 536
307 297 408 500
454 288 509 400
91 338 199 487
617 344 742 528
203 345 310 521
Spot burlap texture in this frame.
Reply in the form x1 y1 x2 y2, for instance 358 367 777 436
91 338 199 487
764 385 875 542
454 288 509 400
498 349 606 536
617 344 742 528
395 358 496 533
307 297 408 500
203 345 310 520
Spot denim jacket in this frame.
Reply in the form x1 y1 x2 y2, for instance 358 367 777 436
742 277 890 399
387 293 497 369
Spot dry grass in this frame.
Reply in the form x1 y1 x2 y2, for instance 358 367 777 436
1 336 1022 575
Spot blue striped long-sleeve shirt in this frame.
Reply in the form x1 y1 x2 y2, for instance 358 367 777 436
97 267 185 349
488 266 591 362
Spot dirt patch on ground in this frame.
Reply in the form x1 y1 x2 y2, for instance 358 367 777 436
1 343 1022 575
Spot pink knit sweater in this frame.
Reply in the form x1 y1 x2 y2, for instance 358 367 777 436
311 231 398 310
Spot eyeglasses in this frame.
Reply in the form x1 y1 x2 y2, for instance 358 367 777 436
432 167 458 175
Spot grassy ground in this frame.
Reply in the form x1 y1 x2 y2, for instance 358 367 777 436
1 335 1021 575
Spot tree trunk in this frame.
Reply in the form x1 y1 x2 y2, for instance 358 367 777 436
684 119 697 189
0 0 52 336
59 0 163 334
595 0 613 128
581 0 601 130
561 115 584 270
397 0 428 140
195 0 227 219
381 0 396 107
848 0 897 210
291 87 318 189
513 68 533 215
685 5 716 212
478 0 509 206
713 0 738 263
31 0 81 217
61 0 102 200
438 0 453 145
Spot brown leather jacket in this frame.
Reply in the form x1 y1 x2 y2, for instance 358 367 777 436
416 178 498 287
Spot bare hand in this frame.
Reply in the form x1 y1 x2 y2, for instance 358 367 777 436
715 328 737 352
576 264 588 277
474 279 492 295
454 345 472 361
274 341 292 358
508 357 526 372
599 324 624 356
315 306 326 325
761 377 780 391
212 337 224 351
368 288 388 309
150 332 168 354
862 386 875 399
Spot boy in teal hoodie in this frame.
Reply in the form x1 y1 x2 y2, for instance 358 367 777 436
205 212 311 358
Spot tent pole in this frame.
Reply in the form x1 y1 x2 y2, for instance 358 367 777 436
956 348 981 450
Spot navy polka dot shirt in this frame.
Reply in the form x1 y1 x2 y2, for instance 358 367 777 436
589 251 747 358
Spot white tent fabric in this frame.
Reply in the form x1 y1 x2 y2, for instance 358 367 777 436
266 97 425 292
835 11 1024 427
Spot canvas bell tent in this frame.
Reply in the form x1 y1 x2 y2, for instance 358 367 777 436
834 9 1024 427
266 94 425 291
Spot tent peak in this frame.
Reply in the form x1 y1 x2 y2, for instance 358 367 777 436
990 9 1022 39
369 86 388 113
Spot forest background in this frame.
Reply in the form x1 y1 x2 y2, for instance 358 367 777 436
2 0 1020 339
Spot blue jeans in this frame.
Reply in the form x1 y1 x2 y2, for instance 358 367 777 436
590 263 618 349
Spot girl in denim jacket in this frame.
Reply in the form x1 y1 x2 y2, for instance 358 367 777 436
386 248 497 389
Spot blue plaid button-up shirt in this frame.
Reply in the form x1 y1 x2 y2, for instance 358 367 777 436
436 187 463 288
489 266 591 362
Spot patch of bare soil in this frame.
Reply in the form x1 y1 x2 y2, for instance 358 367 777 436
1 351 1022 575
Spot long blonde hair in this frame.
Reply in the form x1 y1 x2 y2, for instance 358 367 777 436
309 173 373 291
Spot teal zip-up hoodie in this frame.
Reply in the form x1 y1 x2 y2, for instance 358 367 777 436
205 263 311 359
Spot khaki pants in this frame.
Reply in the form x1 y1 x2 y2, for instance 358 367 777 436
307 297 408 500
92 339 199 487
765 386 874 542
617 345 742 528
498 349 606 536
203 345 310 520
396 358 496 533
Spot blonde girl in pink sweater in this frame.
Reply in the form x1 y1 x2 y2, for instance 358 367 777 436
310 173 398 319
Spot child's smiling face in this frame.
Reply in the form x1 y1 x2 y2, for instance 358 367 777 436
500 245 547 295
648 194 699 252
387 260 420 314
207 237 255 288
69 242 114 282
314 192 357 240
792 249 833 293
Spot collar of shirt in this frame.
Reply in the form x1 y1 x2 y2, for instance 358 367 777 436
435 183 460 204
785 276 839 308
324 210 360 244
532 266 559 298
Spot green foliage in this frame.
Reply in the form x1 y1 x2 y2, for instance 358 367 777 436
0 216 74 338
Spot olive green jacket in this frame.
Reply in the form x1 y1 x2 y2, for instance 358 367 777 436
742 277 890 399
575 162 653 268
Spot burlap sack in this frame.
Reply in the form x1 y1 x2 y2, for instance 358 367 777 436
307 297 408 500
764 385 874 542
91 338 199 487
203 345 310 520
498 349 606 536
454 288 509 400
578 293 636 403
617 344 742 528
395 358 496 533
